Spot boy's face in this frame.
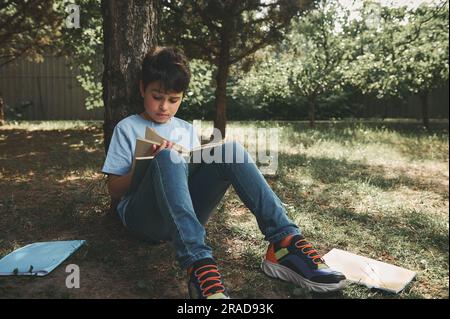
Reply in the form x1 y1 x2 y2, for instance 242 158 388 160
140 80 183 123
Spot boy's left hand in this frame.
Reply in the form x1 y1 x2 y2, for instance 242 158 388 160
151 140 174 156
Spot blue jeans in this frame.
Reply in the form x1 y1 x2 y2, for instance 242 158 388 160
124 141 300 269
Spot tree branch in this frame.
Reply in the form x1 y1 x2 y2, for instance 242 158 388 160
229 20 289 64
396 1 447 48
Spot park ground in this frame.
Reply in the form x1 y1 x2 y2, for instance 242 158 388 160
0 119 448 299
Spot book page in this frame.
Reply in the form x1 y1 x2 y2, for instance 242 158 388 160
134 138 157 158
145 126 190 154
191 140 225 151
145 126 166 144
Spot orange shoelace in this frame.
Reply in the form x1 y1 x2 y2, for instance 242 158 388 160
295 238 324 265
194 264 225 297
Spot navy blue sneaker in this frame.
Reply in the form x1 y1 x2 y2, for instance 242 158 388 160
187 258 230 299
262 234 346 293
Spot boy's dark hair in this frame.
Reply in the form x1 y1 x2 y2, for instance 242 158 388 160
141 47 191 94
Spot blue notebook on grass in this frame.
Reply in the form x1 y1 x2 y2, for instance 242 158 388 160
0 240 86 276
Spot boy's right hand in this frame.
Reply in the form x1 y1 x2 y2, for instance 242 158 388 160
150 140 174 156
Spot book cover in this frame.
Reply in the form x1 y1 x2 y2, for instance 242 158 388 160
126 156 153 196
323 248 417 293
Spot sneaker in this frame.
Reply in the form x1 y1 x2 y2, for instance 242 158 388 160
261 234 347 293
187 258 230 299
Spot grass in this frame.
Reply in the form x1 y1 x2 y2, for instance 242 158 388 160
0 119 448 299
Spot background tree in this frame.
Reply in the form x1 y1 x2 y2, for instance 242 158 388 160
177 59 216 120
57 0 104 111
345 1 448 128
0 0 62 125
400 2 449 128
287 0 348 127
162 0 313 138
101 0 159 152
235 0 349 127
233 47 297 120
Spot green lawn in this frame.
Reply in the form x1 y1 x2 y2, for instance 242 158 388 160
0 119 448 299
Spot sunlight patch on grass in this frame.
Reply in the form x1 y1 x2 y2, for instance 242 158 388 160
1 120 102 131
350 186 447 217
310 142 405 165
56 170 105 187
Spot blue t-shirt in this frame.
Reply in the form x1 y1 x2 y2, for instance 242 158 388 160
101 114 200 225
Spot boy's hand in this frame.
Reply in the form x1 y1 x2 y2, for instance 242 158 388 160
150 140 174 156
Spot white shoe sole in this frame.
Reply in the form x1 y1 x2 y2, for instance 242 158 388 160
261 260 347 293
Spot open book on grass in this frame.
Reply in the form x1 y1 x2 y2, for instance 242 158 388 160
323 248 417 293
128 126 224 195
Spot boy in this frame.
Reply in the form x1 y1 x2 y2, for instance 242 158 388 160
102 47 346 299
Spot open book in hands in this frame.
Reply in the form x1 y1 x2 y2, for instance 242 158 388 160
134 126 225 161
127 127 225 195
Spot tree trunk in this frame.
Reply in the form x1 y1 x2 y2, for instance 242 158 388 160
101 0 159 153
382 99 389 120
308 96 316 128
0 94 5 126
420 91 430 129
213 35 231 140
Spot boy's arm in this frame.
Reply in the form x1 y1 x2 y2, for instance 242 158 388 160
107 172 133 200
107 140 174 200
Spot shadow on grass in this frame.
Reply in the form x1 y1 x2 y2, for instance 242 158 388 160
205 183 448 299
0 127 189 298
317 206 448 253
0 129 105 178
0 165 186 298
0 122 447 298
279 153 448 198
276 154 448 251
287 120 449 138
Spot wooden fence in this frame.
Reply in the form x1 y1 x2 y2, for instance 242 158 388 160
0 56 448 121
0 55 102 120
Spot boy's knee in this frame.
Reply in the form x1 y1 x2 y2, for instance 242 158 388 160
222 140 245 153
223 140 242 149
222 140 249 163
